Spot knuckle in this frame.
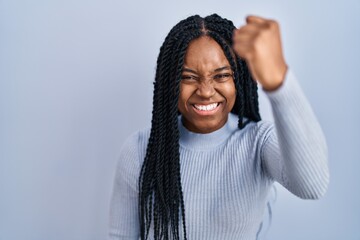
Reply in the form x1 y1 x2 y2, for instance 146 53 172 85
268 20 279 29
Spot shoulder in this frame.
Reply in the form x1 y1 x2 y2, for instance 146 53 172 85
228 118 275 151
118 126 151 167
255 120 275 138
121 126 151 148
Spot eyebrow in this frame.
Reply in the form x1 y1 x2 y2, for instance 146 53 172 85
213 66 231 72
182 66 231 74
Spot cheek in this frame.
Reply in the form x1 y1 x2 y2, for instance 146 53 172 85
222 83 237 109
178 85 192 111
178 97 185 113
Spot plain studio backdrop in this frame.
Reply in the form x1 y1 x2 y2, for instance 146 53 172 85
0 0 359 239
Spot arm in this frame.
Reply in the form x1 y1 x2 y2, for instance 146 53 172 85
108 133 140 240
261 68 329 199
233 15 329 199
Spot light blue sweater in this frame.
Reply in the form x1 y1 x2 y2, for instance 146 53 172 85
108 69 330 240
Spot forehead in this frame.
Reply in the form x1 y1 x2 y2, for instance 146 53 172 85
183 36 230 72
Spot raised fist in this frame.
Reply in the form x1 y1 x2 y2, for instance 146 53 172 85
233 15 288 91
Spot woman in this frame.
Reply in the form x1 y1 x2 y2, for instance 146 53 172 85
109 14 329 240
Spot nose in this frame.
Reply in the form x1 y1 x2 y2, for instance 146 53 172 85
196 81 216 99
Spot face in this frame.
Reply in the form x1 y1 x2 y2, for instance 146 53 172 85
178 36 236 133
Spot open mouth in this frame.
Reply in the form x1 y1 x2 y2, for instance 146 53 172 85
192 102 221 115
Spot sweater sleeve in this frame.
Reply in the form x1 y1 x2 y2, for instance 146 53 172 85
108 132 140 240
261 68 330 199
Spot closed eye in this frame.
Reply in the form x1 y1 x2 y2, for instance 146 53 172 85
181 75 199 82
213 73 233 82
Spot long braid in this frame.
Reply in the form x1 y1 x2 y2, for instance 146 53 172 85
168 32 202 240
139 14 262 240
161 33 193 240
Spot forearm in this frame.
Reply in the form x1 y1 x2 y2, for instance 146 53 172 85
263 68 330 199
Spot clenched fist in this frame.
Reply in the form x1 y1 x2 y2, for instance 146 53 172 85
233 15 288 91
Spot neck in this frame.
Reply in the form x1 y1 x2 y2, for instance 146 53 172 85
178 113 239 150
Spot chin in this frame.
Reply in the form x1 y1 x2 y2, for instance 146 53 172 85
193 120 224 133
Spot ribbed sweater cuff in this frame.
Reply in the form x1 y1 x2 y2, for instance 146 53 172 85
263 67 300 104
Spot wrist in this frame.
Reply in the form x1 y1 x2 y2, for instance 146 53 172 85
262 64 288 92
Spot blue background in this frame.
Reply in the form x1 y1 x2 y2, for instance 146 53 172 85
1 0 359 239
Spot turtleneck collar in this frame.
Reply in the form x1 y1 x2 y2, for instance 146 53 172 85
178 113 239 150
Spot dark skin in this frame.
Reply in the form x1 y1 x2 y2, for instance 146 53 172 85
233 15 288 90
178 36 236 134
178 15 288 133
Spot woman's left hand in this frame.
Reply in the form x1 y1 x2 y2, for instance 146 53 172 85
232 15 288 91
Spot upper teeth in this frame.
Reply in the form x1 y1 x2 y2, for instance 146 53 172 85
194 103 218 111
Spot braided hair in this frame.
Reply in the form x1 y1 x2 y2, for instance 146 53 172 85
138 14 261 240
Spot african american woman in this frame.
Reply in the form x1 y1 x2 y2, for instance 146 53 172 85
108 14 329 240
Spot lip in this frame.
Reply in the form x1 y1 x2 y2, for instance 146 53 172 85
191 102 222 116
